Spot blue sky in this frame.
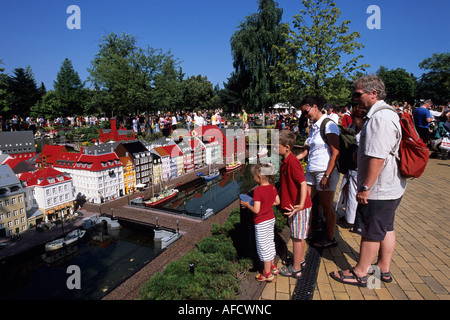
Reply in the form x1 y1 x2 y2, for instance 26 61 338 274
1 0 449 90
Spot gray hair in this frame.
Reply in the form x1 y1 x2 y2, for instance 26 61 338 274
353 75 387 100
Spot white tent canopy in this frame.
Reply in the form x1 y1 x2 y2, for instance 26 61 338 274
271 102 295 113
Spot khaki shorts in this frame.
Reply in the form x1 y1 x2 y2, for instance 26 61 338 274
305 169 340 191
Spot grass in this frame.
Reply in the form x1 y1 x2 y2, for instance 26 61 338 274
139 207 287 300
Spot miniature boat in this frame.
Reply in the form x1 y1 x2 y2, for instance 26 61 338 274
202 164 220 181
45 229 86 252
130 195 144 205
202 171 220 181
226 161 242 171
144 188 179 207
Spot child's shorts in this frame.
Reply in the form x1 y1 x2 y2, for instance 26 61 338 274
288 207 311 240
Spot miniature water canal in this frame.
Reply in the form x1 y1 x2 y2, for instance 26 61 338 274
0 160 270 300
133 162 275 219
0 224 163 300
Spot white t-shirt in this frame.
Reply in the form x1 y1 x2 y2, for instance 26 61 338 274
306 115 340 172
328 113 339 124
194 115 204 126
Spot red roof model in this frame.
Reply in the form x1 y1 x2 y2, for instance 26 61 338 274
75 153 122 171
20 167 72 187
54 151 121 171
35 145 67 169
161 144 183 158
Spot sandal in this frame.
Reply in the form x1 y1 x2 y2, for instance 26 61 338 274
313 238 337 248
271 265 280 275
329 268 367 287
279 261 306 279
256 270 274 282
380 271 393 283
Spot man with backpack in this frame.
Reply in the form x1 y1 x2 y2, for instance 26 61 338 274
330 75 407 287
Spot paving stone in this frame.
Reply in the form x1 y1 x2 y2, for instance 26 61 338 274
413 283 439 300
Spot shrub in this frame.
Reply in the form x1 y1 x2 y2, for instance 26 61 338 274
139 208 252 300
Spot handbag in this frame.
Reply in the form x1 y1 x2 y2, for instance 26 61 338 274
440 137 450 150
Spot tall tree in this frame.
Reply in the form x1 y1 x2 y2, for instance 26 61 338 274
272 0 369 103
151 58 184 112
376 66 417 104
230 0 288 112
30 90 62 120
5 66 41 118
88 33 140 116
416 52 450 104
0 59 10 116
181 75 218 110
88 32 181 116
54 58 85 116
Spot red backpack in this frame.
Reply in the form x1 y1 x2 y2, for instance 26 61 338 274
374 107 429 178
397 111 429 178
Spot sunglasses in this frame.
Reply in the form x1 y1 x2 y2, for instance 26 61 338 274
302 105 313 113
352 92 364 98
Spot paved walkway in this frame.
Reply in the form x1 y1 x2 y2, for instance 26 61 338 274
260 157 450 300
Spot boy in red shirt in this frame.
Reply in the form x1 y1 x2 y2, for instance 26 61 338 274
278 130 312 279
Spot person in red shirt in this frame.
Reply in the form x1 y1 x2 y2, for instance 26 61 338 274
241 162 280 282
338 106 353 128
277 130 312 279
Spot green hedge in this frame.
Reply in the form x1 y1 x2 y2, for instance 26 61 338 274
139 207 287 300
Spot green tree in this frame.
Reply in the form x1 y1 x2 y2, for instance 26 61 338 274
272 0 369 103
88 33 140 116
230 0 288 112
4 66 42 118
151 58 184 112
416 52 450 104
376 66 417 104
88 32 181 116
30 90 62 120
54 58 85 116
218 73 244 113
181 75 218 110
0 59 11 116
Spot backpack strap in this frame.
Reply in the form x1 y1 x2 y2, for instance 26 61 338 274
370 105 401 160
320 117 332 145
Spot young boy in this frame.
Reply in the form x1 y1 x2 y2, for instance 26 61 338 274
278 130 312 279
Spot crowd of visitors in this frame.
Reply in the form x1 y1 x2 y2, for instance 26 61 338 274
241 75 449 287
1 74 449 288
